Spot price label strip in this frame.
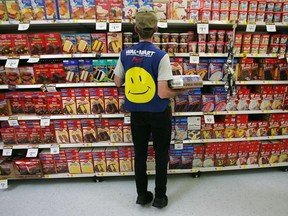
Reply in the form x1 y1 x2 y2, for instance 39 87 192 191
96 21 107 30
5 59 19 69
204 115 215 124
246 24 256 32
157 21 168 28
26 147 39 158
18 23 30 31
0 179 8 189
27 56 40 63
109 22 122 32
124 113 131 124
174 141 184 150
266 24 276 32
2 148 12 156
189 53 200 64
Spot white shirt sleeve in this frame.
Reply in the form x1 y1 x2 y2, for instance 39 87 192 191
114 55 125 79
157 54 173 81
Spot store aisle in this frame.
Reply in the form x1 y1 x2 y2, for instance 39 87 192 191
1 168 287 216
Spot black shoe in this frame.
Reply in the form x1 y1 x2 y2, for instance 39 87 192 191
136 191 153 205
152 195 168 208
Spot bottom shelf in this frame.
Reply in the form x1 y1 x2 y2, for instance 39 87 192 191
41 162 288 179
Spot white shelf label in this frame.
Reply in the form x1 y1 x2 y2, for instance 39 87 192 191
40 116 50 127
0 179 8 189
157 22 168 28
50 145 60 155
246 24 256 32
18 23 30 31
27 57 40 63
124 116 131 124
8 117 19 127
2 148 12 156
266 25 276 32
204 115 215 124
190 54 200 64
175 143 184 150
197 23 209 34
46 84 57 92
5 59 19 69
96 22 107 30
26 148 38 158
187 117 201 130
109 23 122 32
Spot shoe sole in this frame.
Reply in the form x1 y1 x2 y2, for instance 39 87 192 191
152 203 167 208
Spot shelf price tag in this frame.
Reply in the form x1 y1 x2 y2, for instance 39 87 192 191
2 148 12 156
26 146 38 158
124 113 131 124
174 141 183 150
197 23 209 34
27 56 40 63
5 59 19 69
46 84 57 92
96 21 107 30
18 23 30 31
189 53 199 64
204 115 215 124
50 144 60 155
266 24 276 32
109 23 122 32
157 21 168 28
0 179 8 189
246 24 256 32
187 117 201 130
40 116 50 127
8 117 19 127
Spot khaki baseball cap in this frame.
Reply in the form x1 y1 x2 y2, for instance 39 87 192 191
135 8 158 31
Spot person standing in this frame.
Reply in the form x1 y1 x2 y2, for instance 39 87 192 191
114 8 187 208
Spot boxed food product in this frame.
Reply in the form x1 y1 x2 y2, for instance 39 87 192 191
92 148 107 172
81 120 97 143
153 1 167 20
19 66 35 84
109 0 122 21
83 0 96 19
0 1 8 21
61 34 76 54
18 0 33 22
213 121 225 138
201 122 213 139
109 119 123 143
169 75 203 89
91 33 107 53
193 144 204 167
33 92 49 115
96 0 109 20
78 59 93 82
69 0 84 19
104 87 118 114
226 142 239 166
0 34 13 56
0 94 11 116
123 125 132 143
61 89 77 115
49 63 65 83
106 147 119 172
75 88 91 114
79 148 94 173
6 0 20 21
93 59 107 82
76 34 91 53
107 32 122 53
34 64 51 84
171 0 187 20
6 68 21 85
44 0 57 20
12 34 29 55
44 33 61 54
257 120 269 137
28 33 46 55
201 94 215 112
54 120 69 143
57 0 71 19
259 141 272 165
187 89 201 112
14 159 42 177
89 88 104 114
31 0 46 20
63 59 80 83
237 143 249 165
68 120 83 143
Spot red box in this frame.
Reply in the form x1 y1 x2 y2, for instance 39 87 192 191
0 34 13 56
12 34 29 55
28 34 46 55
44 33 62 54
49 63 65 83
34 64 51 84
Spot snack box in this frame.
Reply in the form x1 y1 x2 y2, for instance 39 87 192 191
0 0 8 21
44 0 58 20
107 32 122 53
61 34 76 54
168 75 203 89
31 0 46 20
69 0 84 19
56 0 71 19
6 0 20 21
83 0 95 19
76 34 91 53
28 33 46 55
44 33 61 54
91 33 107 53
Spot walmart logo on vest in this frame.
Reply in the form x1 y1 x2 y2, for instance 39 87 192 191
126 49 155 57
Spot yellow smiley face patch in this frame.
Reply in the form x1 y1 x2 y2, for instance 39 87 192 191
125 67 156 103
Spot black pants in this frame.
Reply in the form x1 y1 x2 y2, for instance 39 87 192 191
131 108 172 198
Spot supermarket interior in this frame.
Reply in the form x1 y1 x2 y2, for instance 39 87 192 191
1 0 288 215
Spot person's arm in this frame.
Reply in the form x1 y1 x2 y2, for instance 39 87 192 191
158 80 188 99
114 55 125 87
114 75 125 87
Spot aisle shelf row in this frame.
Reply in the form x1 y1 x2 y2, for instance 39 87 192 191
0 53 285 61
8 162 287 180
0 110 287 121
1 20 288 27
2 135 288 150
0 80 287 90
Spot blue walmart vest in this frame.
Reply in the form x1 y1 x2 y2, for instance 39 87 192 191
120 42 170 112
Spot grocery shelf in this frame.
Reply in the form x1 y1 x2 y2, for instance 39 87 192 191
174 110 288 116
236 81 288 85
